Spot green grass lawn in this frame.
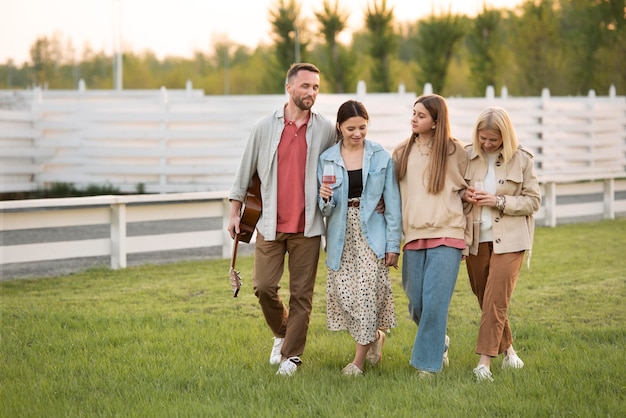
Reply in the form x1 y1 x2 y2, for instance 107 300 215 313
1 219 625 417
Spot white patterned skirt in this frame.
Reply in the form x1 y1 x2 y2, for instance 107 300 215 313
326 205 397 345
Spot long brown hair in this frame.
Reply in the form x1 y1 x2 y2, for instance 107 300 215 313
393 94 457 194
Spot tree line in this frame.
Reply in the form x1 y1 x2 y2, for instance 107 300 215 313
1 0 624 97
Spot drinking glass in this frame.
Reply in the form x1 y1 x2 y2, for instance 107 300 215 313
322 163 336 185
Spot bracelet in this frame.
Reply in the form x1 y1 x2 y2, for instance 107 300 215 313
495 195 506 211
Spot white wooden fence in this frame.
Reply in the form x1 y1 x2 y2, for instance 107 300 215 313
0 192 231 269
1 86 625 277
1 86 625 193
2 179 626 279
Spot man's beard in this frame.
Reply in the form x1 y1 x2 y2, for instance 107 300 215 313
293 95 314 111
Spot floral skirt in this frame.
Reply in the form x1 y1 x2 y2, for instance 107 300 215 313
326 206 397 345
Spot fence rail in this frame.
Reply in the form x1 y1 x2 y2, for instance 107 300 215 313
2 178 626 279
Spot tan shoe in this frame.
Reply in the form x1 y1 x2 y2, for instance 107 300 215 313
342 363 363 376
366 329 386 365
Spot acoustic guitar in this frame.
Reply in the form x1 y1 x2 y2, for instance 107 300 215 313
229 172 262 297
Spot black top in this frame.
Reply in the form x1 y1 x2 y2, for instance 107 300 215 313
348 169 363 199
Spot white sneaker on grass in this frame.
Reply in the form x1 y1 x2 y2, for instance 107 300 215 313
502 352 524 369
269 337 284 365
473 364 494 382
276 356 302 376
442 335 450 367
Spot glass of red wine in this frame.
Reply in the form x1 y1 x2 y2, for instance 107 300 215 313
322 163 336 185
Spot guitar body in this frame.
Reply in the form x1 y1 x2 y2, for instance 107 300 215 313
229 172 262 297
238 173 262 243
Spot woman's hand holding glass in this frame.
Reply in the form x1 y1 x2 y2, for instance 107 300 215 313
320 163 335 201
468 181 496 207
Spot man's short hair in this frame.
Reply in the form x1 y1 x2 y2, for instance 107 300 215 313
286 63 320 84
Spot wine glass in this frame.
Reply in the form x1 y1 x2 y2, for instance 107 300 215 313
473 181 484 223
322 163 336 185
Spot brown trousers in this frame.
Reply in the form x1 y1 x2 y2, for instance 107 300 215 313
466 242 524 357
253 232 321 359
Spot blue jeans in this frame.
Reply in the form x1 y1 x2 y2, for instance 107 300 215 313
402 246 461 372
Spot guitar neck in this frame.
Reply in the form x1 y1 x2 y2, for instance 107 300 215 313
230 235 240 270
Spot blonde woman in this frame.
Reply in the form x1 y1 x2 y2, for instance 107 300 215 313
463 107 541 382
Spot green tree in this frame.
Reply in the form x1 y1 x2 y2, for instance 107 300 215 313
79 47 114 89
212 38 237 95
558 0 604 94
414 12 467 94
365 0 397 92
5 1 625 96
508 0 566 95
466 7 506 96
593 0 626 93
314 0 353 93
29 33 70 88
265 0 308 93
121 51 157 89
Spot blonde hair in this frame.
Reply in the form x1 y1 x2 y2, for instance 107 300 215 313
393 94 460 194
472 106 519 164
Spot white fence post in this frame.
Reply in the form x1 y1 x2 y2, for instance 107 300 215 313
544 182 557 227
110 202 127 269
604 179 615 220
486 85 495 99
356 80 366 101
159 87 169 192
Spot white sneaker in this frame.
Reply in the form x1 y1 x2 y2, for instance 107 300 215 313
442 335 450 367
502 352 524 369
276 356 302 376
473 364 494 382
417 370 434 379
269 337 284 365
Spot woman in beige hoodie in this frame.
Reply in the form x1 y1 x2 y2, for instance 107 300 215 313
393 94 469 377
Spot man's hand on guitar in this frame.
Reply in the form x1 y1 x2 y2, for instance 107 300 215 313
228 200 243 239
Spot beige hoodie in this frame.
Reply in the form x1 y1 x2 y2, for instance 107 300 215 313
395 138 470 253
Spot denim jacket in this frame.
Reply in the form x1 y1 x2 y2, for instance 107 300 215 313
318 140 402 271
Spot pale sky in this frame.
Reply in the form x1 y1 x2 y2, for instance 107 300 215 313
1 0 522 64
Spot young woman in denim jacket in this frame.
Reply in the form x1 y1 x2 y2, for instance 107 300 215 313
318 100 402 376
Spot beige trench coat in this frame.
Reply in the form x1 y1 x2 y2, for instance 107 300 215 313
464 145 542 256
